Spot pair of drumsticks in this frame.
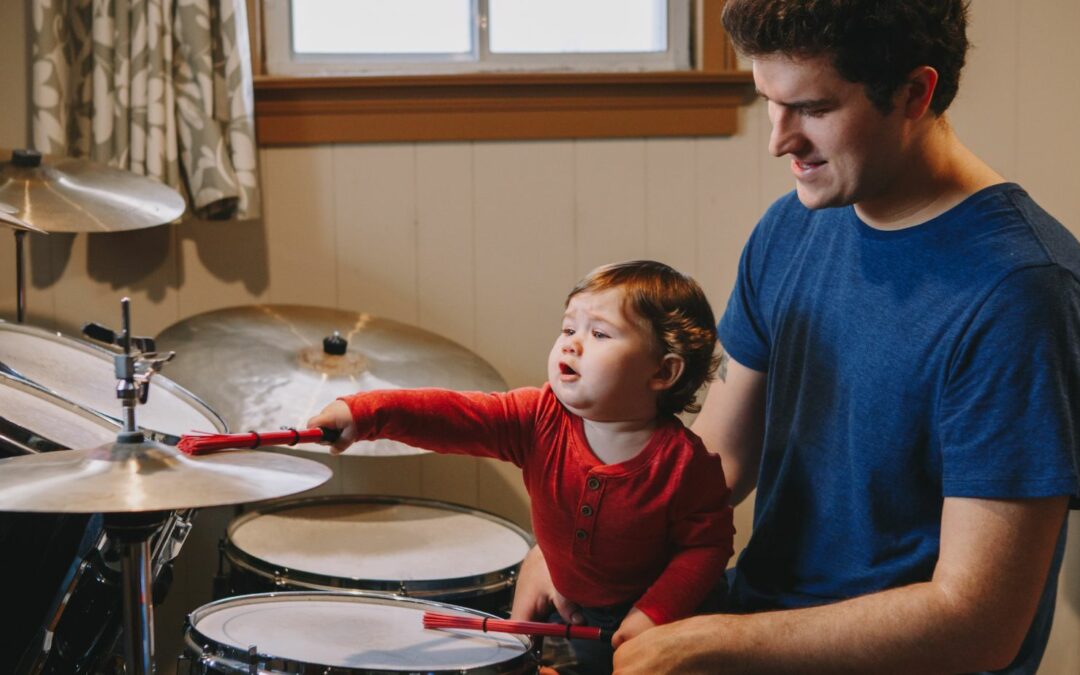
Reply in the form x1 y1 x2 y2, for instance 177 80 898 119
178 428 611 643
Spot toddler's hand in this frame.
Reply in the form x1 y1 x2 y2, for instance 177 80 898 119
306 400 357 454
611 607 655 648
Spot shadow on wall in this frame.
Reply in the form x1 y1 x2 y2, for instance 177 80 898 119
25 215 271 330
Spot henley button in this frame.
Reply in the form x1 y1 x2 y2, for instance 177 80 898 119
586 477 601 490
580 504 593 517
575 529 588 540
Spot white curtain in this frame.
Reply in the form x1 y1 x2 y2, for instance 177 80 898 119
32 0 261 220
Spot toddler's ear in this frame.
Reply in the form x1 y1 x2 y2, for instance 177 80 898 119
649 353 685 391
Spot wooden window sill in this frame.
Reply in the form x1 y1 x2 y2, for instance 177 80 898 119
253 71 755 146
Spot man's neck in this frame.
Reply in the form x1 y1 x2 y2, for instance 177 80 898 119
855 117 1005 230
582 416 657 465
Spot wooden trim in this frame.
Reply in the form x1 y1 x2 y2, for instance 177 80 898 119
254 72 754 145
249 0 754 145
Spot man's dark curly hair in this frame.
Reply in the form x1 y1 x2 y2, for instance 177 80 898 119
567 260 719 417
722 0 970 115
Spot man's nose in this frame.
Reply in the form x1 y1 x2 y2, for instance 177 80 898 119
768 106 804 157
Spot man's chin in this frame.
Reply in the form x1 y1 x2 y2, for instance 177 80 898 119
795 184 845 210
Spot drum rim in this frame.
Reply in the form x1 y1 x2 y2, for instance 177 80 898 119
184 590 536 675
0 371 119 454
0 320 228 440
223 495 535 598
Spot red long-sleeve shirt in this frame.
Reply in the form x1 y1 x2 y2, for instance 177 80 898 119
342 384 734 625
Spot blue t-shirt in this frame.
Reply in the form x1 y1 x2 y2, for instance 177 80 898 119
719 184 1080 673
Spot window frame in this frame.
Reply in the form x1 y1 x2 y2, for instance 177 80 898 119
264 0 692 76
248 0 754 146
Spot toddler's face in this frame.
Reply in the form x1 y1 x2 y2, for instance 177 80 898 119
547 287 665 421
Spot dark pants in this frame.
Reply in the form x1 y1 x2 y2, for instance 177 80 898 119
547 576 730 675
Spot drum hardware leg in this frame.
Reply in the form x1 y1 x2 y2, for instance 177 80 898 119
14 229 26 323
104 511 168 675
212 538 232 600
246 644 259 675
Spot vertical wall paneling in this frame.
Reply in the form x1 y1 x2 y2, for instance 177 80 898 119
573 139 649 274
694 106 763 308
1014 0 1080 226
415 143 478 349
415 142 483 508
644 138 699 274
473 140 577 527
950 0 1019 181
174 215 272 319
332 143 418 323
263 146 339 304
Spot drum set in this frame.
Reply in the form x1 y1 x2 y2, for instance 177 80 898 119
0 150 540 674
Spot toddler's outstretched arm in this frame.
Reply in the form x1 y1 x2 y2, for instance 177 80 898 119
306 400 357 454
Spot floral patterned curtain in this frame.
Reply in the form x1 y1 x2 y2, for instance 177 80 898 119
31 0 261 220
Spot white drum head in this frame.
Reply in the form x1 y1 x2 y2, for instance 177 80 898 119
0 376 118 452
0 323 224 438
189 593 530 671
228 498 532 586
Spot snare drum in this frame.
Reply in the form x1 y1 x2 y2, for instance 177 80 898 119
183 592 536 674
0 320 226 441
223 496 534 614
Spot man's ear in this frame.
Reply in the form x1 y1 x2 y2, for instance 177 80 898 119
649 354 685 392
902 65 939 120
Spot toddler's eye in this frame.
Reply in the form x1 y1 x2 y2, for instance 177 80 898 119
592 330 609 339
561 328 575 336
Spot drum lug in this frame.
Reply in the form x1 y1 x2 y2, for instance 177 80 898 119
397 581 409 597
247 644 259 675
274 571 286 587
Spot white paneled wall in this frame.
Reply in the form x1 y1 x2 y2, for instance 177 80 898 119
1 0 1077 672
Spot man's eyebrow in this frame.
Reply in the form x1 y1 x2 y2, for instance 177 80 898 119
755 91 834 110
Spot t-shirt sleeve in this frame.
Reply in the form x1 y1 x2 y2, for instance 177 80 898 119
718 216 773 372
340 387 540 467
939 265 1080 499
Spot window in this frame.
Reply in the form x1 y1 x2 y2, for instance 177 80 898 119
250 0 753 144
264 0 690 76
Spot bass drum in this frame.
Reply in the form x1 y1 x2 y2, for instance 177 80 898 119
183 592 536 674
223 495 534 615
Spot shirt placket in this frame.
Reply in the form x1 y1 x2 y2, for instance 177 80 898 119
573 471 605 555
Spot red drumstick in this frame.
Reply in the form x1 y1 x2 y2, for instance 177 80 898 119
422 611 614 643
176 427 342 455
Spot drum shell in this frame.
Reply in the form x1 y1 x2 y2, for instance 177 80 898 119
222 495 533 615
182 591 537 675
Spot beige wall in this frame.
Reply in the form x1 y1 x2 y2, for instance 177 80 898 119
1 0 1077 672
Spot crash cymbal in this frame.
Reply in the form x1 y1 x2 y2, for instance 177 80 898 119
0 437 332 513
156 305 508 456
0 149 185 233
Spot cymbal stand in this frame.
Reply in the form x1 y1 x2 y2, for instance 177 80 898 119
14 229 25 322
99 297 168 675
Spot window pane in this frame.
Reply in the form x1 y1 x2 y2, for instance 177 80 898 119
489 0 667 54
291 0 473 55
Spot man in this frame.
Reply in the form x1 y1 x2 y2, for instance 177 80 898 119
512 2 1080 673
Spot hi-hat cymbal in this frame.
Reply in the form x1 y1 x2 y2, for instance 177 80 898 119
0 437 332 513
0 149 185 233
156 305 508 456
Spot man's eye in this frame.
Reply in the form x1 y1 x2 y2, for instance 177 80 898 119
800 108 827 118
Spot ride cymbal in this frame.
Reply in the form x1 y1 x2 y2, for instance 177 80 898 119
0 149 185 232
156 305 508 456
